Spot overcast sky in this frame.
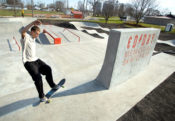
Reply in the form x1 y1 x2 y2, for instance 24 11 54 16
30 0 175 14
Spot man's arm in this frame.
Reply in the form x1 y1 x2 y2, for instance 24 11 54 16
21 20 41 39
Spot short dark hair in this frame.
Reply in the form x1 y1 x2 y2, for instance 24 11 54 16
31 26 40 32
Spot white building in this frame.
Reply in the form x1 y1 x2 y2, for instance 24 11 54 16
0 0 6 3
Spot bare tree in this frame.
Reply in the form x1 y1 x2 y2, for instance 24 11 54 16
160 8 171 16
88 0 97 16
20 3 24 9
26 3 32 10
146 8 160 16
39 3 45 9
118 3 126 19
102 1 114 24
77 0 84 11
6 0 21 5
95 1 102 16
113 0 119 16
85 0 88 13
130 0 158 25
55 1 64 12
48 3 55 11
6 0 22 16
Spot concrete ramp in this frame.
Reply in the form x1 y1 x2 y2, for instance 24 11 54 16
70 22 101 29
70 22 110 39
70 21 110 31
0 22 22 53
0 22 23 34
39 24 97 44
0 17 37 26
96 28 160 88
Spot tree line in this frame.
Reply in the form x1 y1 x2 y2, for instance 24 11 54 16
1 0 171 25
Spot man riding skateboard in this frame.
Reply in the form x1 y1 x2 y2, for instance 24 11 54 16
21 20 59 102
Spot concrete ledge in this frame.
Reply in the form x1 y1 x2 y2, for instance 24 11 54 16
96 28 160 88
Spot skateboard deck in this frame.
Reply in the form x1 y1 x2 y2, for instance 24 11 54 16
45 78 66 99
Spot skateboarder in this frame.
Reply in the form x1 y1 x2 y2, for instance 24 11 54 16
21 20 59 102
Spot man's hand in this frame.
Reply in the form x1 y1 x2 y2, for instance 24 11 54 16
33 20 42 26
21 20 42 39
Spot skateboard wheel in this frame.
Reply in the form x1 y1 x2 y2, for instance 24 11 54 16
47 99 51 103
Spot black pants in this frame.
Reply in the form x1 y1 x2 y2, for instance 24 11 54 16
24 59 56 98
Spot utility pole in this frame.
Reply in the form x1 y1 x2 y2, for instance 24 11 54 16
83 0 85 17
67 0 69 9
53 0 54 11
31 0 34 17
86 0 88 15
13 0 16 17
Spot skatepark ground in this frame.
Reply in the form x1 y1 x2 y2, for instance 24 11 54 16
0 17 174 121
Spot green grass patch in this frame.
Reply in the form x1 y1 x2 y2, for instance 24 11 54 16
125 21 165 30
169 28 175 33
0 9 21 16
91 18 123 24
0 9 63 17
90 16 121 24
125 21 175 33
24 10 62 15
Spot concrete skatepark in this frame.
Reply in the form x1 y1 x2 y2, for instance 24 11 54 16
0 17 175 121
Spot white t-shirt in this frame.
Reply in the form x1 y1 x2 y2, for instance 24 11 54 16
21 33 38 63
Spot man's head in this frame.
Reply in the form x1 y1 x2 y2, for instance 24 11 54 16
31 26 40 38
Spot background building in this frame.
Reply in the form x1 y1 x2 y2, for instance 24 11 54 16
144 16 175 26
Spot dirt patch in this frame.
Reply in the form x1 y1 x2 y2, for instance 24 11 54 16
117 72 175 121
159 32 175 40
155 43 175 55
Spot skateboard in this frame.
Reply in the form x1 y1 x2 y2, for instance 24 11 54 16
45 78 66 103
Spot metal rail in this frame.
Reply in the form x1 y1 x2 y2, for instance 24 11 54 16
13 36 20 51
63 28 80 42
43 29 61 44
43 29 55 40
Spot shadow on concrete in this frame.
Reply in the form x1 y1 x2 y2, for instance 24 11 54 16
0 97 38 117
59 32 71 42
18 27 51 45
0 80 105 117
37 33 51 44
7 39 13 51
53 80 106 98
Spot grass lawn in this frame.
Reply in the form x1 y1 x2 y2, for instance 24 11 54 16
85 19 124 24
0 9 62 17
88 16 122 24
125 21 175 33
1 10 174 34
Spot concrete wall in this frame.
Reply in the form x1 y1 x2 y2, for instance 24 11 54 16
96 28 160 89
